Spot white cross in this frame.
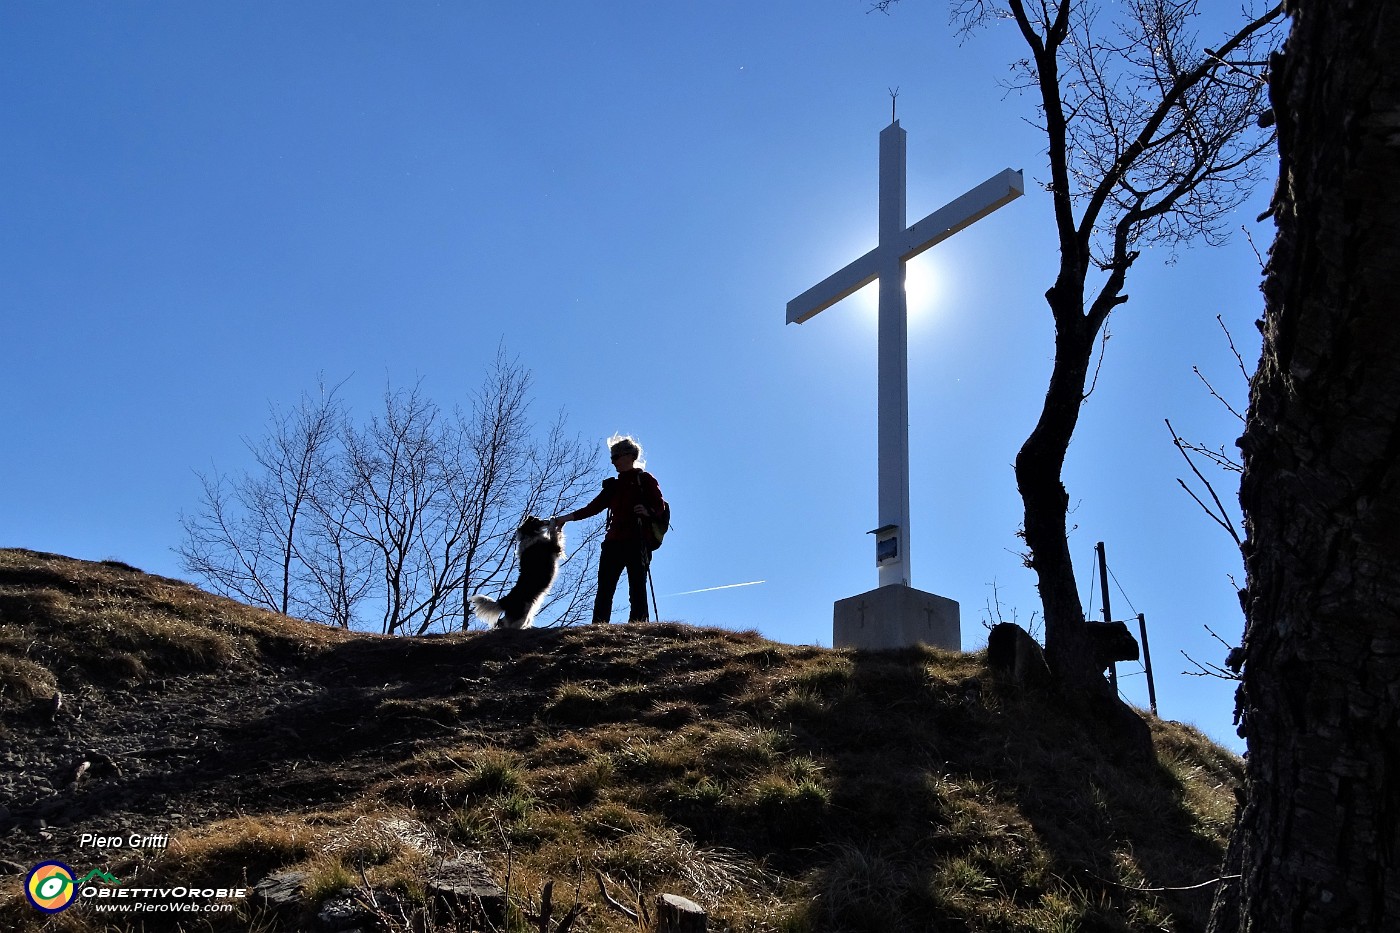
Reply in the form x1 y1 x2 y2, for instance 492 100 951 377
787 120 1023 588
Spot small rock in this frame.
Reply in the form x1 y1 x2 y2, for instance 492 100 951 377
427 854 505 922
254 870 309 912
316 894 364 931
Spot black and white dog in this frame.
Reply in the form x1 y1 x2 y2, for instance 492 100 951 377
468 516 564 629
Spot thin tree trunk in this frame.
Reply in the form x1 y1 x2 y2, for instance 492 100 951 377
1016 285 1100 691
1017 282 1154 761
1211 2 1400 930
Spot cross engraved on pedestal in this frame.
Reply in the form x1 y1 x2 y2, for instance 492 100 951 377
787 119 1023 589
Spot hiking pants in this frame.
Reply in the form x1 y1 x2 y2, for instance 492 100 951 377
594 539 649 623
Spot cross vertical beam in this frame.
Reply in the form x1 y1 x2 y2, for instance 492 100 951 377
877 122 911 587
787 119 1023 590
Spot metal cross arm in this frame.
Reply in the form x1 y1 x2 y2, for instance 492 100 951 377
900 167 1024 264
786 246 882 326
786 167 1024 326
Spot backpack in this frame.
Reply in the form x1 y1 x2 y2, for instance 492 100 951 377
641 471 671 551
647 499 672 550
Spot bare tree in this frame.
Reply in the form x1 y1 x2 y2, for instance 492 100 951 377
881 0 1282 723
1207 2 1400 929
342 380 464 635
178 381 345 620
178 351 603 633
298 467 373 629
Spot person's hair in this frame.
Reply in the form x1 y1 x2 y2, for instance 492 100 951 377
607 434 644 468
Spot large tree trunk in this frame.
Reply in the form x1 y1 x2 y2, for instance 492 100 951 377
1210 2 1400 930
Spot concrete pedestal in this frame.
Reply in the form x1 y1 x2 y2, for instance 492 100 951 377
834 584 961 651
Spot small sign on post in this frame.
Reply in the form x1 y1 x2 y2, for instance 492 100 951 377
872 524 900 567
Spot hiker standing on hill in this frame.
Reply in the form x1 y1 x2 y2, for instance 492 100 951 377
552 435 666 624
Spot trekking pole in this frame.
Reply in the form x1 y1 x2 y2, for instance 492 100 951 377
637 512 660 622
644 546 660 621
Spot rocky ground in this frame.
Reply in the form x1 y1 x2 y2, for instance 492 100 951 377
1 592 651 868
6 655 375 863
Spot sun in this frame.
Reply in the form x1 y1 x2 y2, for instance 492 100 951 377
854 255 947 323
904 255 945 319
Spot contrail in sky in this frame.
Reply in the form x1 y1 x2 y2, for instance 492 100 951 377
666 580 767 597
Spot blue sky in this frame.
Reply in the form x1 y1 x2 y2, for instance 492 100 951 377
2 2 1270 751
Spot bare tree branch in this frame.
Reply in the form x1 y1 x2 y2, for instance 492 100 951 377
1167 418 1244 547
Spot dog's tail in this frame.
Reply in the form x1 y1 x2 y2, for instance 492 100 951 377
468 594 506 628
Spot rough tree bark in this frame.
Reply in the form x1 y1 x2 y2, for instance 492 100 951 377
1208 2 1400 930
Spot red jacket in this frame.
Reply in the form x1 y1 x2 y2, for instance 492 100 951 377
573 470 665 544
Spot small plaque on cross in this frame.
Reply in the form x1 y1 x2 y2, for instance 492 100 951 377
872 524 900 567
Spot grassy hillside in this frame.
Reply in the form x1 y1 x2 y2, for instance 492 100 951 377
0 549 1241 932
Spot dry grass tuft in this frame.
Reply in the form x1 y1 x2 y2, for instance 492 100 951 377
154 815 313 887
0 653 56 702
